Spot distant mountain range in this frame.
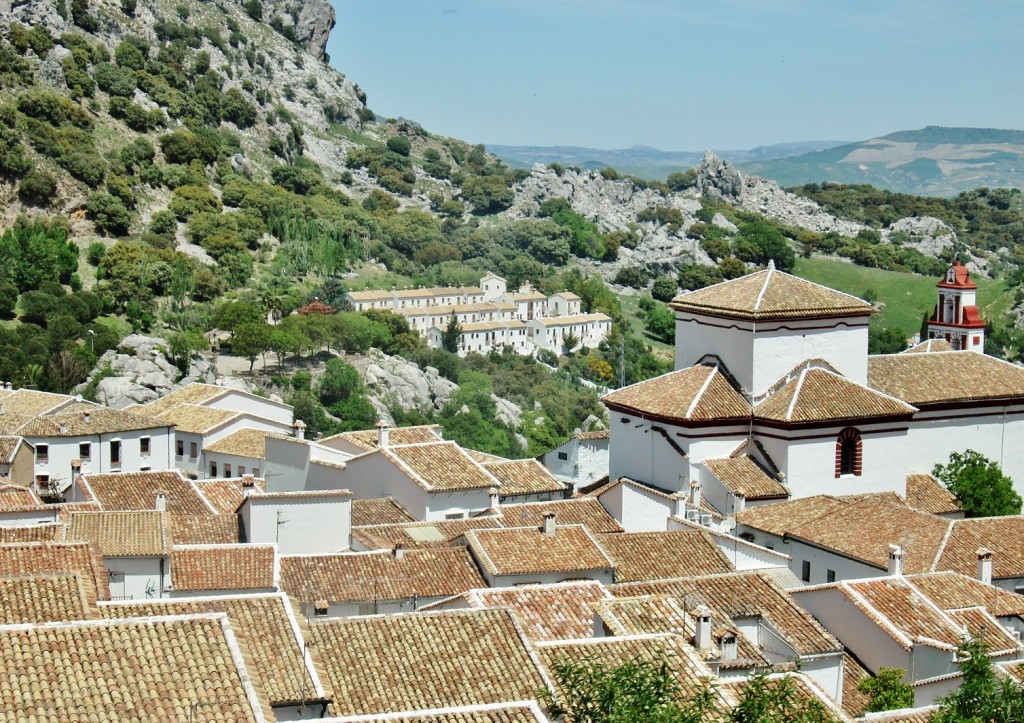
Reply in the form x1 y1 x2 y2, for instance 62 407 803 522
490 127 1024 197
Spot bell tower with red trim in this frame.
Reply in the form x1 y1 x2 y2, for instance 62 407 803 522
927 260 985 351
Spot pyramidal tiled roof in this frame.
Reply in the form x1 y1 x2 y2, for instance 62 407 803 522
670 265 874 321
755 367 916 423
602 365 751 423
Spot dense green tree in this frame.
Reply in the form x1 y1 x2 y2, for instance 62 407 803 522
440 312 461 354
17 169 57 207
0 282 17 319
386 136 411 156
868 325 908 354
650 276 678 302
857 668 914 713
644 303 676 343
677 264 723 291
935 637 1024 722
934 450 1022 517
734 220 796 271
85 192 131 236
212 300 263 335
232 322 271 371
0 221 78 292
461 174 514 214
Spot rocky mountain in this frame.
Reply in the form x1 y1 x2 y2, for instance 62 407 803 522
489 140 849 181
739 127 1024 197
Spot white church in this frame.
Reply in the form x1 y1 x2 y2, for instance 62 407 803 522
601 259 1024 516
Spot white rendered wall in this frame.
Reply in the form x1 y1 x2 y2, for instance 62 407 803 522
602 483 675 532
104 556 168 601
203 451 263 479
241 496 351 554
207 392 294 426
901 406 1024 497
31 427 174 486
734 530 884 585
674 313 869 394
541 438 609 490
800 655 846 707
487 568 615 588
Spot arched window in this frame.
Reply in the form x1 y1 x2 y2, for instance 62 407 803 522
835 428 862 478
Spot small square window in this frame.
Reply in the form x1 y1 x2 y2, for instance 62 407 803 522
557 451 568 461
176 440 184 457
826 569 836 583
140 437 150 456
238 466 245 476
210 462 218 477
79 443 91 460
801 560 811 583
252 467 260 477
36 445 49 463
224 464 232 477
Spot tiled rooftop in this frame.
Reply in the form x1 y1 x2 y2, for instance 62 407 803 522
612 571 842 657
0 388 76 416
482 460 567 496
0 541 110 601
838 577 964 651
0 524 62 543
80 470 215 516
380 441 502 491
352 517 504 551
602 365 751 423
0 614 263 722
193 476 267 515
16 406 170 437
669 266 873 321
323 424 443 452
494 499 624 534
449 580 612 642
351 497 417 527
130 382 231 416
64 510 170 557
597 530 734 582
755 367 916 423
320 701 551 722
903 338 954 354
280 548 486 603
309 609 549 717
464 524 613 577
905 571 1024 618
0 481 42 509
0 573 96 624
171 544 278 592
905 473 962 516
170 513 243 544
101 593 323 710
702 456 788 499
0 436 24 464
203 428 283 458
153 403 240 434
868 351 1024 405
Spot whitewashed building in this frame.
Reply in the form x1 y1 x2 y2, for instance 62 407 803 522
541 430 609 490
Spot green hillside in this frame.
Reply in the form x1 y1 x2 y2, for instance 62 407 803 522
793 258 1011 337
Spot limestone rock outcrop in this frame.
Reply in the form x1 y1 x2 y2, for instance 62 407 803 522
696 151 744 203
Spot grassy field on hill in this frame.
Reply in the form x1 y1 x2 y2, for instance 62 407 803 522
793 257 1012 336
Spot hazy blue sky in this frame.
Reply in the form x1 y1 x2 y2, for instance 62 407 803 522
327 1 1022 151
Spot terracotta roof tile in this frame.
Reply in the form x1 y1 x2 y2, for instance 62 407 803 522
755 368 916 423
0 481 42 508
591 595 769 668
16 406 170 437
0 541 109 600
535 634 734 716
935 516 1024 579
0 524 62 543
494 499 623 534
64 510 170 557
132 382 231 415
449 580 612 642
193 476 267 515
574 430 609 441
702 457 788 499
280 548 485 603
903 339 955 354
528 313 611 327
0 388 75 416
171 544 277 592
905 474 962 516
602 365 751 422
0 573 96 624
597 530 735 582
309 609 549 717
353 518 504 551
351 497 416 527
841 653 873 718
154 403 240 434
612 571 842 656
0 436 24 464
482 460 567 496
719 673 848 721
868 351 1024 405
322 425 444 452
906 571 1024 617
80 470 214 516
101 593 322 710
464 524 613 577
0 614 264 721
381 442 502 491
170 513 243 544
670 266 873 321
321 701 551 722
203 428 283 458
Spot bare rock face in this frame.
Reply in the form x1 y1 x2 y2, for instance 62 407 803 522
696 151 743 203
257 0 336 60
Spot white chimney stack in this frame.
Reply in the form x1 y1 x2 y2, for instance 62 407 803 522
394 543 405 561
377 420 390 449
888 544 905 576
83 411 90 424
241 475 256 499
731 491 746 515
977 547 994 585
155 490 167 512
542 513 556 536
689 479 702 508
488 487 500 509
293 420 306 440
692 604 713 652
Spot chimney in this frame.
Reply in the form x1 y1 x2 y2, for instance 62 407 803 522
692 604 713 652
58 422 67 434
888 544 904 576
394 543 405 561
730 491 746 516
313 600 328 617
293 420 306 440
241 475 256 499
377 420 390 449
3 382 10 390
720 632 738 662
155 490 167 512
542 513 556 536
977 547 994 585
488 487 500 510
82 411 90 424
689 479 702 508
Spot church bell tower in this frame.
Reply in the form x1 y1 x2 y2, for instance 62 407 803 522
927 260 985 351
